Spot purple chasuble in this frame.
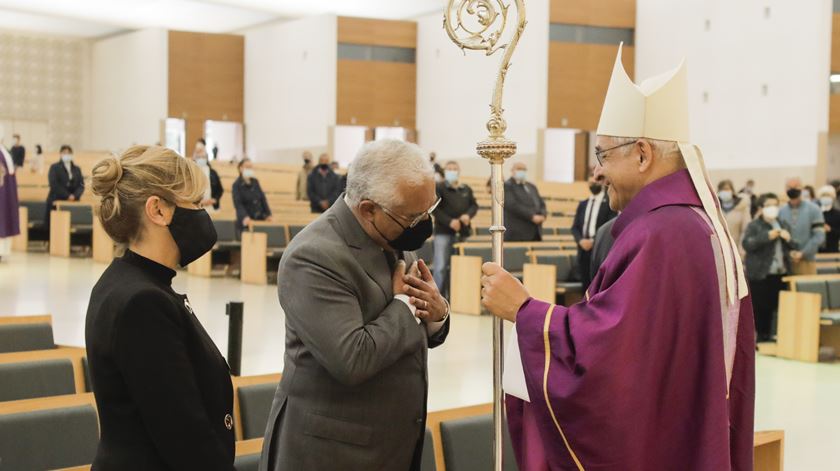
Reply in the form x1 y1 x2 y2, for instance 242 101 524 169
507 169 755 470
0 149 20 238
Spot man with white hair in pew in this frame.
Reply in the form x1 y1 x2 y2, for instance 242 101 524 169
260 139 451 471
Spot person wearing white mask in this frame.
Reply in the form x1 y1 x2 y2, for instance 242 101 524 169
232 158 272 235
743 193 796 342
818 185 840 253
717 179 751 256
190 138 223 210
0 124 21 261
46 144 85 231
503 162 547 242
431 161 478 298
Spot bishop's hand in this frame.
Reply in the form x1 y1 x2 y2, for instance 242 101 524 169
481 262 530 323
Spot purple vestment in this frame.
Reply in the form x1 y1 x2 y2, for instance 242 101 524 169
0 148 20 238
508 170 755 470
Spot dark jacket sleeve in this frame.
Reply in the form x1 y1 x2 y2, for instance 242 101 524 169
72 167 85 199
571 200 586 243
258 180 272 217
466 187 479 218
306 171 318 202
210 169 223 210
428 316 450 349
536 186 547 215
329 174 342 205
504 182 536 222
231 179 248 225
433 184 453 228
48 164 70 200
742 220 772 253
114 290 234 471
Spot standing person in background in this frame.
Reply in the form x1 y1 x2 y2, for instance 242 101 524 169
307 153 342 213
802 185 816 204
10 134 25 168
430 152 444 182
191 139 223 210
0 125 20 262
46 145 84 230
818 185 840 253
571 174 616 289
330 161 340 172
779 177 824 274
743 193 795 342
432 161 479 298
296 151 314 201
590 216 617 279
504 162 547 242
86 145 235 470
738 179 758 217
232 158 272 235
718 179 751 256
30 144 44 174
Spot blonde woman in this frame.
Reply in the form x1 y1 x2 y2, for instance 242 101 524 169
85 146 234 470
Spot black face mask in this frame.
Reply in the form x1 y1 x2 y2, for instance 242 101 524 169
787 188 802 200
304 159 311 166
168 206 218 267
589 184 603 195
374 216 433 252
318 163 329 171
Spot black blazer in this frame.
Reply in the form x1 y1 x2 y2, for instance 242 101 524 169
571 196 615 243
743 218 797 281
208 166 224 210
232 176 272 231
503 178 546 242
306 168 343 213
46 160 84 210
85 250 235 471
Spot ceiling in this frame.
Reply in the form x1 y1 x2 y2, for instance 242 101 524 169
0 0 445 38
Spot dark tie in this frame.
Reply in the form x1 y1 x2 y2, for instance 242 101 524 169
583 199 594 239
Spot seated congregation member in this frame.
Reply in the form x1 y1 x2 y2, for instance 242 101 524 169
743 193 796 342
504 162 547 242
718 179 751 256
432 160 479 298
261 139 450 471
191 138 223 210
571 174 616 289
46 144 84 229
86 146 234 471
818 185 840 253
306 152 342 213
232 158 272 234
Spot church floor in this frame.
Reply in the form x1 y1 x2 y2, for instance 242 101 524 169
2 251 838 470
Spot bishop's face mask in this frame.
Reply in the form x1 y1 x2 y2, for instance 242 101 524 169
168 206 218 267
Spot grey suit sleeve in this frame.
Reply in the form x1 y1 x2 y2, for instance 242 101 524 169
279 246 426 387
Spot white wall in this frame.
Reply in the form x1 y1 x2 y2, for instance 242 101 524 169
90 29 168 151
244 15 337 163
415 0 549 177
636 0 832 175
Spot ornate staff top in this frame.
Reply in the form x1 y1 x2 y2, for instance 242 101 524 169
443 0 527 152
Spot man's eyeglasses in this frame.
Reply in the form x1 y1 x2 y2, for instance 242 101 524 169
377 197 442 229
595 140 637 166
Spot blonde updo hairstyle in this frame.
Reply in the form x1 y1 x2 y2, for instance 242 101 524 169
91 145 207 244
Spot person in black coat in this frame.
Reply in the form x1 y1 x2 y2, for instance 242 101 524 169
503 162 547 242
46 144 85 229
571 175 617 289
817 185 840 253
232 158 272 233
10 133 25 168
432 161 479 297
85 145 234 471
307 153 342 213
743 193 797 342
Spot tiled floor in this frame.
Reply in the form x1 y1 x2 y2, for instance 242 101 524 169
2 251 838 469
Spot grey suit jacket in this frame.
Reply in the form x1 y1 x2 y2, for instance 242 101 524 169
260 198 449 471
503 178 547 242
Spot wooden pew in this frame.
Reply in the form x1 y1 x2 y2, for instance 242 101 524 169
0 346 88 394
12 206 28 252
753 430 785 471
231 373 282 442
768 275 840 362
0 314 52 325
240 222 288 285
50 201 94 258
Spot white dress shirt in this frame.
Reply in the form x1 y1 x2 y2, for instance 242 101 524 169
583 192 605 239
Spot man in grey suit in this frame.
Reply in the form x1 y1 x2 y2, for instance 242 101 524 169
504 162 547 242
260 139 451 471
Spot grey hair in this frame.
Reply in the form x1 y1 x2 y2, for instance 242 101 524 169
345 139 434 207
609 136 684 167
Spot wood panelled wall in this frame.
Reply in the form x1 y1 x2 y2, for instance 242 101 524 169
168 31 244 152
336 17 417 129
548 0 636 131
831 14 840 133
